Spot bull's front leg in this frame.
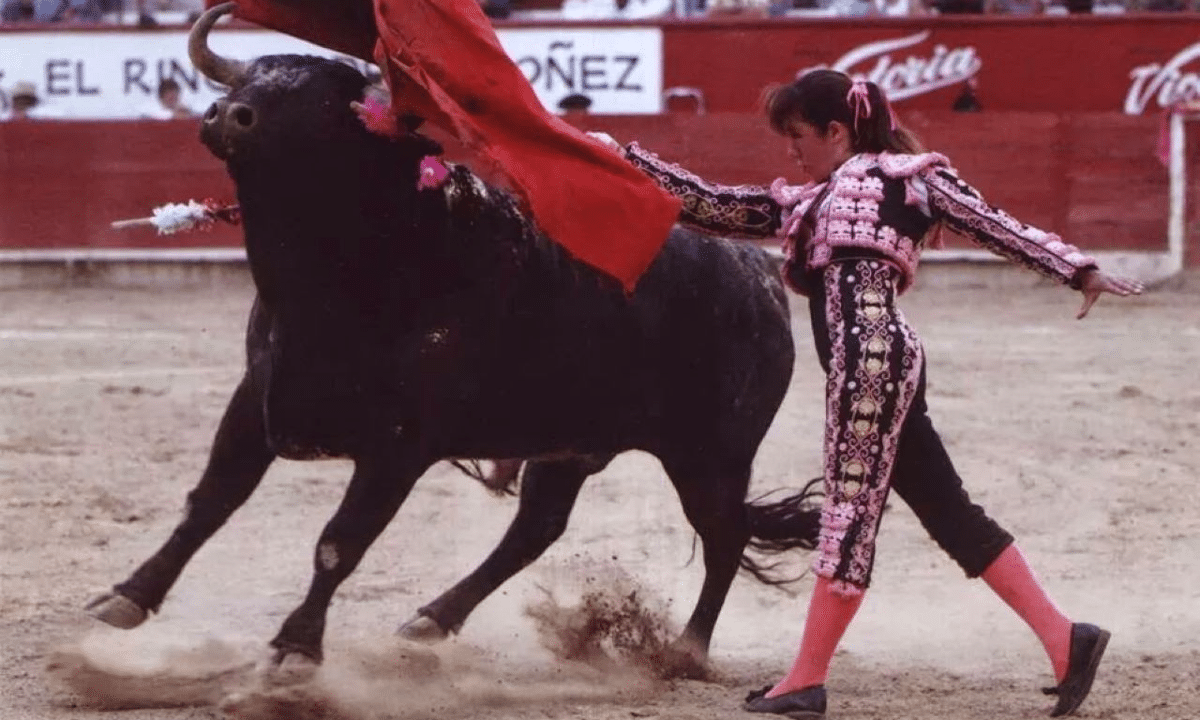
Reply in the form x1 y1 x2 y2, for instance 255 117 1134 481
267 449 429 669
87 376 276 628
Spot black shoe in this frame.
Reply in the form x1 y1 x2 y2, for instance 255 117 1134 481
1044 623 1110 717
743 684 826 719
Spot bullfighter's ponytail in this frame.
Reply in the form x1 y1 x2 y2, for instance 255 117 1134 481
764 68 924 155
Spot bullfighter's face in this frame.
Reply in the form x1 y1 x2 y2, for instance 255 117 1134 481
783 118 853 183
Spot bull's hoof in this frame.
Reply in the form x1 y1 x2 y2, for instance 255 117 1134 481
396 615 449 644
665 653 712 681
84 592 148 629
258 650 320 687
660 640 711 680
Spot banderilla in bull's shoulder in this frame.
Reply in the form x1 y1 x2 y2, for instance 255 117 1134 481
111 199 241 236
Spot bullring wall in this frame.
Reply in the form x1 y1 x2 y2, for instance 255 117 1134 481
1 112 1196 267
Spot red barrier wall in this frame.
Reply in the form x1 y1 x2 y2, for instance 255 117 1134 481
657 14 1200 114
0 120 240 249
4 112 1193 262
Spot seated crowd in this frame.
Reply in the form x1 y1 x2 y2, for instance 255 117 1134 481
0 0 1194 24
1 0 201 25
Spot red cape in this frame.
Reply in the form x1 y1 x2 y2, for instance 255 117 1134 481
213 0 682 291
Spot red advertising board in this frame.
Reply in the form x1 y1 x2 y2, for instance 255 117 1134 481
658 15 1200 114
3 16 1199 115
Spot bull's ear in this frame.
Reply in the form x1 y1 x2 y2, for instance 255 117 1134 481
400 114 426 133
415 135 444 158
397 113 440 156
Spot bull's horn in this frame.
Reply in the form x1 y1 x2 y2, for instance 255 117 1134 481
188 2 246 88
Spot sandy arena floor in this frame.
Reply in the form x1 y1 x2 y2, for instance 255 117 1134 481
1 266 1197 720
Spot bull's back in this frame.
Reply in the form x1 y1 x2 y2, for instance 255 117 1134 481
467 228 794 456
632 230 795 440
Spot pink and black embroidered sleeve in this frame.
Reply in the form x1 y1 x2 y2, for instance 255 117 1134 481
923 167 1097 288
624 142 782 239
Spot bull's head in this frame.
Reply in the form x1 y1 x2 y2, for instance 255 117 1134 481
189 3 438 165
188 3 459 308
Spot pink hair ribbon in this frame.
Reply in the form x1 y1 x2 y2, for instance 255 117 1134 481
846 79 872 131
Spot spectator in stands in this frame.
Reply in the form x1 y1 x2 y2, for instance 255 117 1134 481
133 0 205 27
478 0 511 18
985 0 1045 11
2 0 41 21
1 0 97 21
876 0 931 15
766 0 790 15
62 0 104 21
134 0 157 26
706 0 772 15
1142 0 1189 9
560 0 672 19
558 93 593 119
2 81 42 120
138 79 194 119
816 0 877 14
928 0 984 11
952 77 982 112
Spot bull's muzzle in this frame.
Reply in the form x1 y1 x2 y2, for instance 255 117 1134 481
200 97 258 159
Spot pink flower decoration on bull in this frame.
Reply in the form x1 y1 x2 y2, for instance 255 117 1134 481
417 155 449 191
352 94 400 139
351 91 449 191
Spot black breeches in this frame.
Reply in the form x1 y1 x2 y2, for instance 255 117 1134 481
889 374 1014 578
804 255 1013 590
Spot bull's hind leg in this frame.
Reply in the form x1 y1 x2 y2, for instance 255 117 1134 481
398 454 613 641
269 450 430 666
87 377 275 628
658 454 753 678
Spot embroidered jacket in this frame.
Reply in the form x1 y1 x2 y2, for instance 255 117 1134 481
624 143 1097 293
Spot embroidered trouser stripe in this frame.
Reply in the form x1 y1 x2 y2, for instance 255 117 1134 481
812 259 922 592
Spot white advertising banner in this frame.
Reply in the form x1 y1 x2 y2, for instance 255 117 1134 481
498 27 662 114
0 26 663 118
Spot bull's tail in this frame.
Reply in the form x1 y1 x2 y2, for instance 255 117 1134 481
741 477 824 586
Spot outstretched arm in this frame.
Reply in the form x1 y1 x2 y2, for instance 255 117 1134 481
922 167 1142 316
589 132 783 239
1075 268 1143 319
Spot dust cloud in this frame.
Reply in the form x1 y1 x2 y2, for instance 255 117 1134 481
44 573 676 719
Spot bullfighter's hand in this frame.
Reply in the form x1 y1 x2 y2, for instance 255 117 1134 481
586 131 623 154
1076 268 1143 319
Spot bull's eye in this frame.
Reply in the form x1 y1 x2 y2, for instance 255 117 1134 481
204 105 219 121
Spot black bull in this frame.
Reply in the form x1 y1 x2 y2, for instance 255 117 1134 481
86 3 821 676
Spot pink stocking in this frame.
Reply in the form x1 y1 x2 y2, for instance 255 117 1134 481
981 544 1073 682
767 575 865 697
